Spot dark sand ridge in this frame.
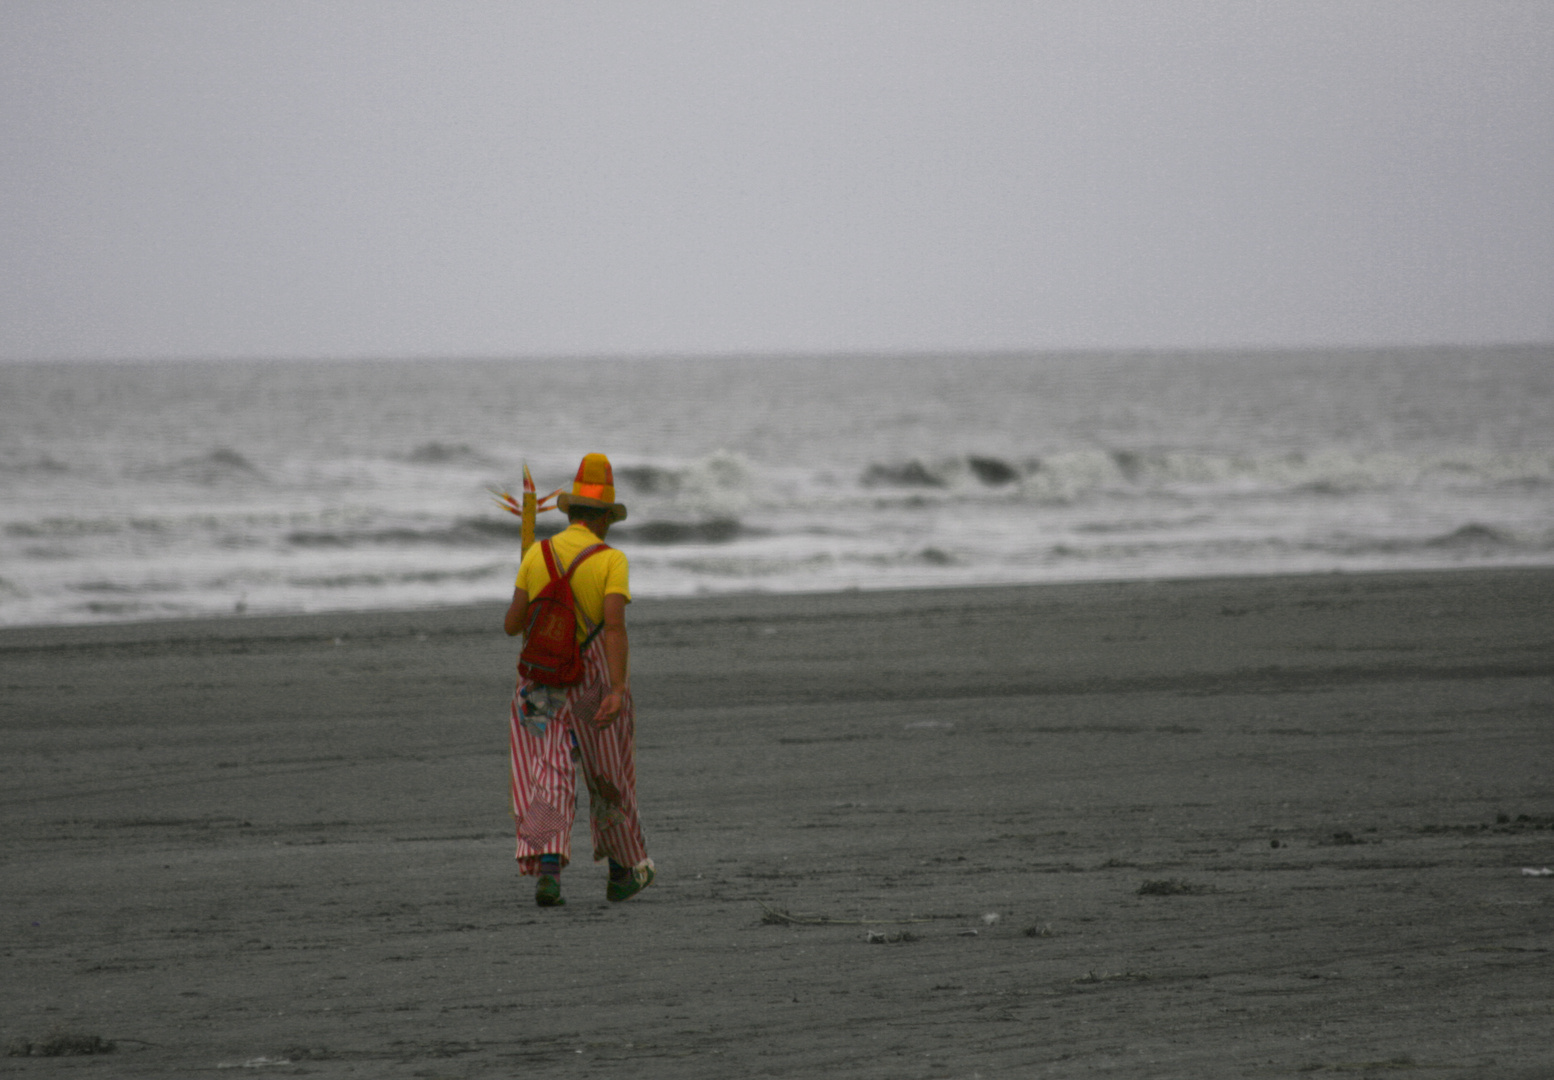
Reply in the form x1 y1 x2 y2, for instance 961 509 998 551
2 568 1552 1077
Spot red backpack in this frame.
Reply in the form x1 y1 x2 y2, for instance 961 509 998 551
518 540 610 686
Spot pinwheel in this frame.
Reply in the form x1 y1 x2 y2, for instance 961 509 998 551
490 464 562 556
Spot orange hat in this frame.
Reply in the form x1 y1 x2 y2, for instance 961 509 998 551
556 452 628 522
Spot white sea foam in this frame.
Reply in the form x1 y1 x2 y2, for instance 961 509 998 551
0 347 1550 625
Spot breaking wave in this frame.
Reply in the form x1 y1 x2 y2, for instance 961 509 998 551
856 448 1554 502
286 517 556 549
7 517 123 539
279 515 749 550
287 564 507 589
615 464 681 494
0 454 70 475
620 519 745 545
135 448 267 486
1329 524 1554 557
1426 523 1523 550
405 441 503 467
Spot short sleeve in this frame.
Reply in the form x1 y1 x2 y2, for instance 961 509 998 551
602 550 631 602
514 543 545 595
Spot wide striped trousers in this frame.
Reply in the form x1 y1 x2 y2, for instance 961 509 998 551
507 637 648 876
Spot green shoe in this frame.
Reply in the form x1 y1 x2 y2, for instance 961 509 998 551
535 874 565 907
606 861 655 902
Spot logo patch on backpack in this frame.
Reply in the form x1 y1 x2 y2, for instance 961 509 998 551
518 540 609 687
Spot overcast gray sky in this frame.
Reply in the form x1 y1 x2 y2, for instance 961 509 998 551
3 1 1551 361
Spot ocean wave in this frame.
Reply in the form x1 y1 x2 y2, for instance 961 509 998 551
605 452 753 517
72 578 185 594
8 511 378 544
1494 475 1554 490
856 448 1554 503
1034 534 1297 563
1075 515 1214 535
842 546 966 568
285 516 564 549
6 517 123 539
1339 523 1554 555
11 506 752 556
862 460 947 488
135 447 267 486
288 564 507 589
1425 523 1524 550
0 454 70 475
280 514 752 549
79 599 157 616
405 441 503 467
861 456 1024 488
660 543 972 580
1035 524 1554 564
665 551 836 578
967 456 1020 485
1304 524 1553 558
618 519 744 545
615 464 682 494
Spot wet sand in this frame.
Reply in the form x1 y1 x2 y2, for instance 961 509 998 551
3 568 1553 1078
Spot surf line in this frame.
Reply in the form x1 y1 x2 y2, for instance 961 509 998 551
490 463 561 557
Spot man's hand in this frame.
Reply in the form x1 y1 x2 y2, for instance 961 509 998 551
595 687 627 727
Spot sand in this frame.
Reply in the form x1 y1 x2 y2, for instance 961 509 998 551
2 568 1552 1078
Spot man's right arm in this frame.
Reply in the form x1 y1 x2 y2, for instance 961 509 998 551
503 587 528 637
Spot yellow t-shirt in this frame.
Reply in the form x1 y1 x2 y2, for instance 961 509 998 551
515 523 631 640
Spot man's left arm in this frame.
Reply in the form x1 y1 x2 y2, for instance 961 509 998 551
597 593 630 725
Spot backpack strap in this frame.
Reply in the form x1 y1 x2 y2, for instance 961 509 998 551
539 538 564 582
561 542 610 580
568 543 611 646
540 541 612 646
537 539 608 584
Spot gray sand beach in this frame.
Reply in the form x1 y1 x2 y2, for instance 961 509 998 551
3 568 1552 1077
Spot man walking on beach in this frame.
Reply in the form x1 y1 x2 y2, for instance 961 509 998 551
503 453 653 907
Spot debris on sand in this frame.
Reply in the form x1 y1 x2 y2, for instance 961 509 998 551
1298 1054 1429 1072
759 903 943 926
1521 867 1553 877
1317 830 1371 846
1497 813 1554 829
1421 813 1554 835
865 930 919 944
1137 878 1212 896
5 1033 115 1056
1024 923 1054 938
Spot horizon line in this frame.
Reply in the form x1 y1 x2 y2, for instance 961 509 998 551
4 340 1551 366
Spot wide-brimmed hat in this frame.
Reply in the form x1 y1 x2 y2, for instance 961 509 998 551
555 452 628 523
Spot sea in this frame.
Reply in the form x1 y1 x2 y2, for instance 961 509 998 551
1 347 1550 628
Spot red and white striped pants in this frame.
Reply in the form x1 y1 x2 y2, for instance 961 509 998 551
507 636 647 875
